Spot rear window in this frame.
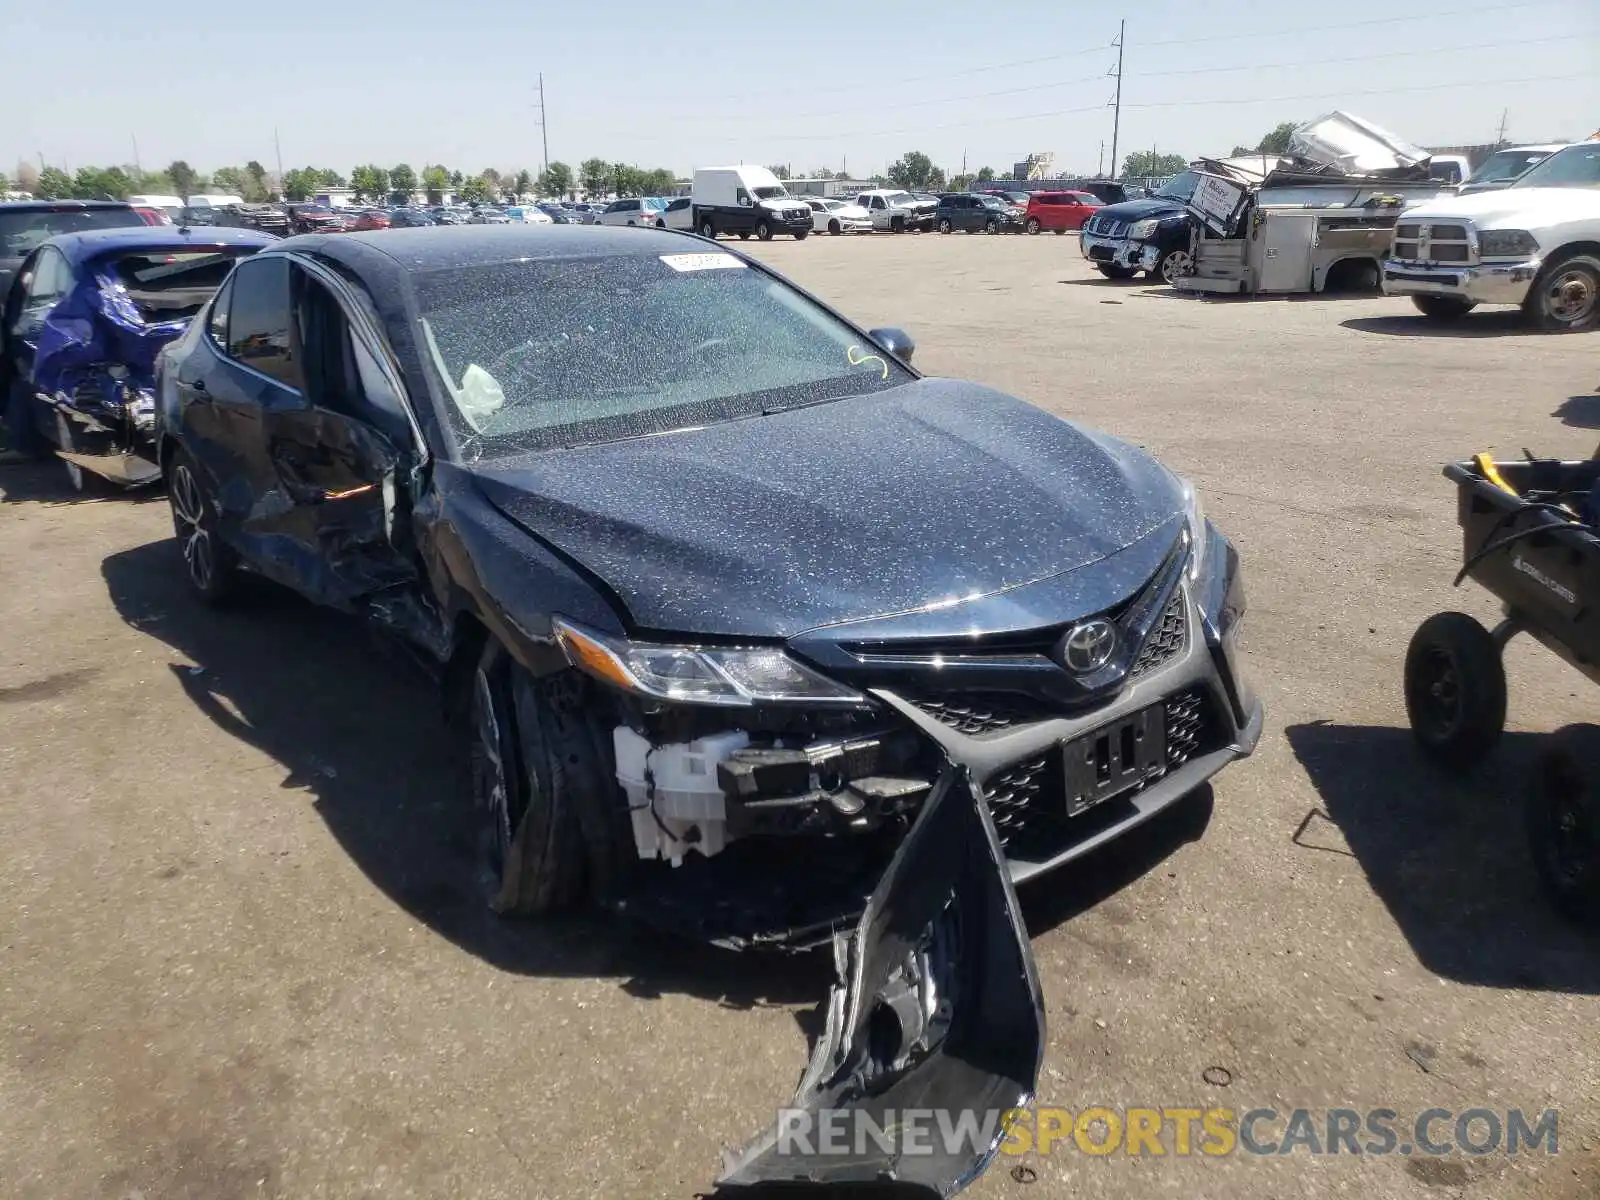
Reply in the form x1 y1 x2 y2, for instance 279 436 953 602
106 248 262 324
0 207 143 257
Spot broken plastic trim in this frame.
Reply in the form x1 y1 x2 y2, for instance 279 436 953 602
717 696 1046 1197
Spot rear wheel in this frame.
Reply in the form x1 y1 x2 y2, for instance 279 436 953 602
1404 612 1506 770
1412 295 1478 321
1522 251 1600 332
828 219 841 235
1096 264 1137 279
698 217 716 239
167 446 238 606
755 219 773 241
1528 726 1600 925
1025 218 1041 235
655 218 665 228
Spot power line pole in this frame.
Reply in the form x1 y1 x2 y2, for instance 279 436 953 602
131 134 142 179
1494 107 1509 146
538 73 550 172
274 128 285 194
1109 19 1125 180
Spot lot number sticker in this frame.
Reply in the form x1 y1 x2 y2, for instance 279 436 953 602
660 253 747 272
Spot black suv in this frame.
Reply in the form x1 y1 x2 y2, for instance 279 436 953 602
0 200 143 294
1077 170 1200 282
934 193 1019 235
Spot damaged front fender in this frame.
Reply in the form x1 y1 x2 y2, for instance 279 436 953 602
718 723 1046 1196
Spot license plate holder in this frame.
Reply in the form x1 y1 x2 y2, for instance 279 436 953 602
1062 705 1166 817
1089 244 1114 261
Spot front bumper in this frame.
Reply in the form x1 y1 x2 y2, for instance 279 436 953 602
1080 231 1147 270
1381 257 1542 306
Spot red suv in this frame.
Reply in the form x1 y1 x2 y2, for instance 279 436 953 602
1023 191 1102 235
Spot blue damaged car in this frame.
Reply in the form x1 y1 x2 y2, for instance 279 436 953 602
1 224 276 487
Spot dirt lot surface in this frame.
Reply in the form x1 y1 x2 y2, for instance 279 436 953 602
2 232 1598 1200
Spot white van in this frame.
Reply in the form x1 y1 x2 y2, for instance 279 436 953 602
690 166 812 241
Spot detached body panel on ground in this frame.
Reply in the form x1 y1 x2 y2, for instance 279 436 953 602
152 224 1259 1196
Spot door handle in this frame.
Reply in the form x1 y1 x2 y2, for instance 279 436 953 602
183 377 207 393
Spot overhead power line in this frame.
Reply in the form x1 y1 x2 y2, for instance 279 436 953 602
1131 0 1564 45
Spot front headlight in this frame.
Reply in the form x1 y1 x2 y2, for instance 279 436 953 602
1128 218 1158 240
1180 477 1207 583
1477 229 1538 258
554 618 867 707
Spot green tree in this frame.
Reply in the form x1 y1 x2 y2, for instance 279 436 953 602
449 169 464 188
166 160 198 201
390 163 418 201
887 150 936 189
514 168 533 199
579 158 611 196
975 166 995 182
539 161 575 197
281 167 329 202
459 175 491 204
949 172 974 191
642 168 676 195
0 171 9 195
1256 122 1298 155
1119 151 1187 180
421 164 449 204
244 160 269 201
35 167 73 199
317 168 345 187
71 165 132 200
1230 145 1252 157
480 168 502 198
766 164 790 179
211 166 247 197
349 164 390 202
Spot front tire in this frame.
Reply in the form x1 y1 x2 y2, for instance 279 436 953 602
1096 264 1137 279
793 228 808 240
983 219 998 235
890 216 904 234
1528 726 1600 925
937 218 953 234
1154 247 1192 284
828 219 841 235
755 219 773 241
471 651 622 915
1523 251 1600 332
1404 612 1507 770
1025 218 1041 235
167 446 238 606
1412 295 1478 321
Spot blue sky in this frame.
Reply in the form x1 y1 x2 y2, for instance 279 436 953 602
5 0 1596 182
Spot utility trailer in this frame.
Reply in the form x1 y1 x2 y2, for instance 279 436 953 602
1171 111 1451 296
1174 170 1447 296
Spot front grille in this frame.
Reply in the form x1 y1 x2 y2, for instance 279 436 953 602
984 755 1052 842
1096 218 1126 236
914 695 1048 734
1129 591 1186 677
1164 689 1210 769
1391 221 1475 266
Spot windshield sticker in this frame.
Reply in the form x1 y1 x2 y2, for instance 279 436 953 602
847 345 889 380
659 253 747 273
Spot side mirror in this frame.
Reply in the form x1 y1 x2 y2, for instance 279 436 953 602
869 327 915 365
738 196 753 207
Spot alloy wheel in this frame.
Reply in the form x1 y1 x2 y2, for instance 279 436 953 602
1161 250 1193 283
170 463 214 593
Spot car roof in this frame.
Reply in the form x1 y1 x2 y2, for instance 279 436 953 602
276 223 703 278
0 199 135 213
42 224 280 266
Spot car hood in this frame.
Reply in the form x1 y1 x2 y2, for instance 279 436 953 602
469 378 1184 639
1399 186 1600 227
1092 197 1191 223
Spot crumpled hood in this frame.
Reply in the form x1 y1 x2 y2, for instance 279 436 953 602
1400 186 1600 228
471 378 1184 639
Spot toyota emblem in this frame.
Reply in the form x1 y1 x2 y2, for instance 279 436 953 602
1060 619 1117 673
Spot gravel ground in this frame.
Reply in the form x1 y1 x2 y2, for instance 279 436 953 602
1 231 1597 1200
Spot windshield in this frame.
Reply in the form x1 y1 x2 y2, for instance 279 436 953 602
0 207 144 258
104 248 259 324
1155 171 1198 202
752 185 789 200
1510 144 1599 190
643 197 669 210
1467 149 1553 184
414 252 914 457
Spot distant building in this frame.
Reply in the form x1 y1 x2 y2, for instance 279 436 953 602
1011 153 1056 181
781 177 877 198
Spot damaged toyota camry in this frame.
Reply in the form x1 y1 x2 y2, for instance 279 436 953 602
153 225 1261 1195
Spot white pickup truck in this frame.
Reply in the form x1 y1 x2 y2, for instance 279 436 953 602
1382 140 1600 332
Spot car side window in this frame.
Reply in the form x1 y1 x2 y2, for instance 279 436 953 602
225 256 301 391
207 277 233 350
25 248 71 308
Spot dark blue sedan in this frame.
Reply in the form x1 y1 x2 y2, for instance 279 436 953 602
1 224 276 486
150 223 1259 1197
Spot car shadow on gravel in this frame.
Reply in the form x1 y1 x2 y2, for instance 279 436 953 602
1341 312 1533 338
101 537 829 1014
0 458 165 505
1286 720 1600 994
1552 393 1600 430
